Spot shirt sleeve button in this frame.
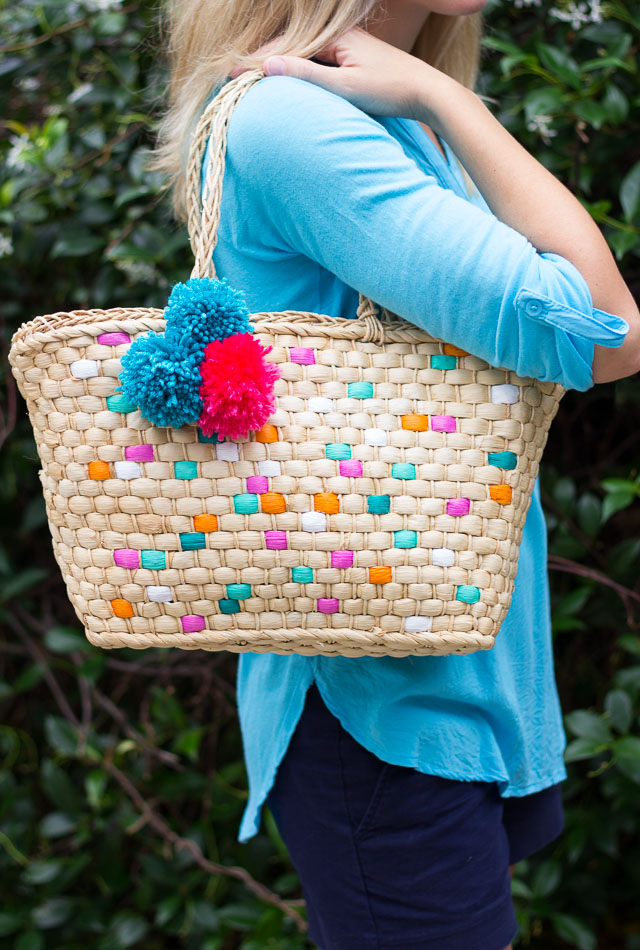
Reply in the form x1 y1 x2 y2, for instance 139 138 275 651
524 298 546 317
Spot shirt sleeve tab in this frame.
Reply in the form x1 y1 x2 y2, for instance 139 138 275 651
514 287 629 347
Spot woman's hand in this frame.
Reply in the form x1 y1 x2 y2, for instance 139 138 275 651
229 27 440 122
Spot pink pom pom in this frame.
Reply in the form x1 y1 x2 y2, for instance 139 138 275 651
198 333 280 439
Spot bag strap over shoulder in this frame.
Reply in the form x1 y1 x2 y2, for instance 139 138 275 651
185 67 381 324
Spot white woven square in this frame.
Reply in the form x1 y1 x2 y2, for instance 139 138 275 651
146 586 172 602
258 459 281 477
114 461 142 480
308 397 334 413
301 511 327 532
364 428 388 446
405 616 433 633
491 384 519 404
432 548 455 567
216 442 239 462
70 359 99 379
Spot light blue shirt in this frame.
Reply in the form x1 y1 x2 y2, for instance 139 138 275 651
201 75 628 843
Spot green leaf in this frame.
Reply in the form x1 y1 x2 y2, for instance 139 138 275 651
44 716 79 756
100 910 148 948
564 738 607 763
531 858 561 897
536 43 582 90
601 490 635 523
564 710 612 744
51 233 104 258
602 83 629 123
604 689 633 733
613 736 640 782
620 161 640 224
38 812 77 838
44 626 91 653
573 100 608 130
0 569 48 603
30 898 75 930
576 493 601 537
552 912 597 950
0 912 24 937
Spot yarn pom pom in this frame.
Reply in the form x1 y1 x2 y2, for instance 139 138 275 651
198 333 280 439
164 277 252 366
118 332 204 429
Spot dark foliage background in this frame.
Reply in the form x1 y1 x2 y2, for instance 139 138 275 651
1 0 639 947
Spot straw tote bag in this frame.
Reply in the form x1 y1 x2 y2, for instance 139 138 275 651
8 67 564 658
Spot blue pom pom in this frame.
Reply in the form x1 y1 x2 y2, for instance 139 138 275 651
118 332 204 429
164 277 252 366
115 277 252 429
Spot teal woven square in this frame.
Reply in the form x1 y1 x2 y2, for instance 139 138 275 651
198 430 221 443
431 354 457 370
292 566 313 583
234 494 259 514
219 599 240 614
392 463 416 480
226 584 251 600
488 451 517 470
140 550 166 569
394 530 417 548
368 495 390 514
326 443 351 460
456 585 481 604
347 381 373 398
106 393 138 413
174 460 197 480
180 532 206 550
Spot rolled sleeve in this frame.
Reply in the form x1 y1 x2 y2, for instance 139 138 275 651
221 75 630 392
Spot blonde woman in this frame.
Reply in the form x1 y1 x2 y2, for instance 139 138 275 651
155 1 639 946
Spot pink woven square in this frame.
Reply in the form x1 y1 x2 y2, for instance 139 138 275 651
289 347 315 364
431 415 457 433
331 550 354 568
318 598 339 613
125 444 154 462
265 530 287 550
446 498 470 516
181 615 206 632
339 460 363 477
97 332 131 345
247 475 269 493
113 549 139 569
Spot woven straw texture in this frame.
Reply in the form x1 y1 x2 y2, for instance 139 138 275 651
8 68 564 657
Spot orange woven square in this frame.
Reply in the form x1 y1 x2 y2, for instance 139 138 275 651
489 485 512 504
402 414 429 431
369 566 392 584
314 492 340 514
261 492 286 514
88 460 110 480
111 599 134 618
444 344 468 357
255 424 278 443
194 514 218 532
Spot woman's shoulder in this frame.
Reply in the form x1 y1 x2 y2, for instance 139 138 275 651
225 74 403 167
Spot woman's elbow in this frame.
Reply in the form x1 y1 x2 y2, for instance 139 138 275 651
591 314 640 384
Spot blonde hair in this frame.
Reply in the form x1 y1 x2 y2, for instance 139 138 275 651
152 0 485 220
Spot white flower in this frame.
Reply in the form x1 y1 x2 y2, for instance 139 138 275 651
16 77 39 92
68 83 93 104
514 0 542 8
526 114 558 143
0 235 13 258
6 133 30 171
549 0 604 27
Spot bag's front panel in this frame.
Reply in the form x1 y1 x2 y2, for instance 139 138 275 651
10 312 562 657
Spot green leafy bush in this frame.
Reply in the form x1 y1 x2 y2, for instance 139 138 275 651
1 0 639 947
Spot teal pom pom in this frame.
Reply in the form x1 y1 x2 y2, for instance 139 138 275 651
117 277 252 429
118 332 204 429
164 277 252 366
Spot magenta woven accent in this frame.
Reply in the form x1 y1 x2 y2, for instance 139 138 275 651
247 475 269 493
113 549 140 569
446 498 470 516
265 530 288 550
290 347 316 364
125 444 154 462
97 332 131 345
339 460 363 477
331 550 354 569
431 415 457 432
318 598 339 614
181 615 206 632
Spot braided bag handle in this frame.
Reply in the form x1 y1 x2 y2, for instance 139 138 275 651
185 67 382 325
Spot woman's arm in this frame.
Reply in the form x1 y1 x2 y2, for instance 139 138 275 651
410 68 640 385
246 28 640 384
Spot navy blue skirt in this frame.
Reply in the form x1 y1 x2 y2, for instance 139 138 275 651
266 681 565 950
